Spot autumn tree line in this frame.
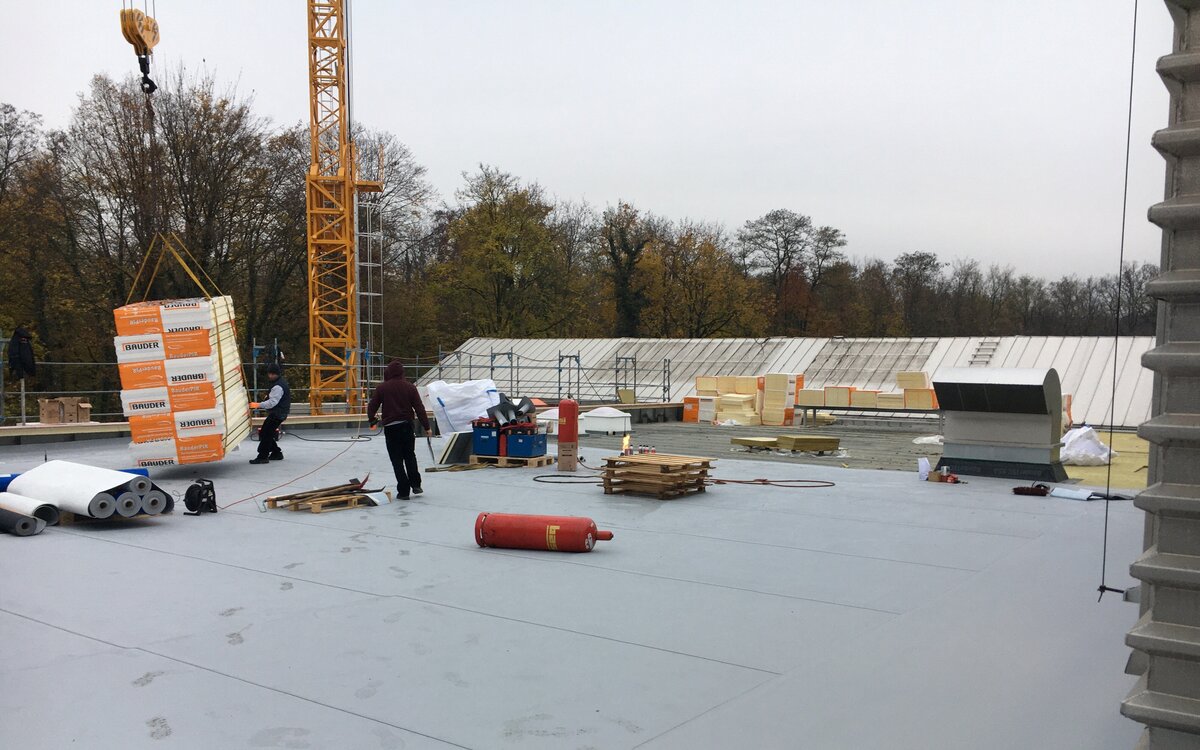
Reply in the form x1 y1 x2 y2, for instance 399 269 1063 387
0 72 1157 411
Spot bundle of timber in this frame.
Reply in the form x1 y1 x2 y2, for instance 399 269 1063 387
601 453 714 499
264 478 389 514
0 460 172 532
762 373 798 426
114 296 251 465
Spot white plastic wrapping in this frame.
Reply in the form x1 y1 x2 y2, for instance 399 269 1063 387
0 491 60 525
426 379 500 432
1060 426 1117 466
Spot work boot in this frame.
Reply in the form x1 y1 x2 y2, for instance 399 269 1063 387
269 451 284 461
249 457 270 465
412 487 424 495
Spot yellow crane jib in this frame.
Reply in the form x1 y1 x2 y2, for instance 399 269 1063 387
120 8 160 94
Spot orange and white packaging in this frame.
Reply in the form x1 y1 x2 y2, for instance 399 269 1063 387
176 434 226 464
128 439 179 467
172 408 225 438
118 360 167 390
114 302 164 336
164 356 216 387
114 334 165 364
121 387 172 417
128 413 176 443
162 328 212 359
167 381 218 411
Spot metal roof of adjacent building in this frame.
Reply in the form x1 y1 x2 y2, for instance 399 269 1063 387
425 336 1155 428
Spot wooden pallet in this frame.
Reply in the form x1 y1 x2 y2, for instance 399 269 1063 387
469 454 554 468
601 453 714 499
284 494 369 514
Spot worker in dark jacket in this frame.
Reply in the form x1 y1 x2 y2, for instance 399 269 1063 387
367 360 430 499
249 364 290 464
7 327 36 381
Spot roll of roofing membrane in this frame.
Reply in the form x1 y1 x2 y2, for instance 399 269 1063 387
126 475 153 496
0 491 60 526
0 507 46 536
140 490 167 516
114 491 142 518
8 461 133 519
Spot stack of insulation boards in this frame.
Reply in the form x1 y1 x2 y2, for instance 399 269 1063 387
715 393 760 425
694 376 719 397
762 373 798 426
114 296 251 466
897 371 938 410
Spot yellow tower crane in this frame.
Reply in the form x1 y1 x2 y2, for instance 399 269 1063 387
305 0 381 414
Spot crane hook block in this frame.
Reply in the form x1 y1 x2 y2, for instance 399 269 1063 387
475 512 613 553
120 8 160 94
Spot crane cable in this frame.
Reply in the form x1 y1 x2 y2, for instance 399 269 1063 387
1097 0 1139 603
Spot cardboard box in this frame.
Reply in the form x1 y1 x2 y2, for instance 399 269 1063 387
850 390 879 408
904 388 937 410
823 386 855 407
796 389 825 407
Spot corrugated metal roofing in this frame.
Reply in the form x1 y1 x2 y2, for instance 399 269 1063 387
423 336 1155 428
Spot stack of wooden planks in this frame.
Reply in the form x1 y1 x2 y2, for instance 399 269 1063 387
601 454 714 499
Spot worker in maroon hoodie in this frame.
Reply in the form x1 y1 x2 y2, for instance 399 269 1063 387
367 360 430 499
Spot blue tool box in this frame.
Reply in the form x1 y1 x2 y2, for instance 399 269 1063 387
506 433 547 458
472 424 500 456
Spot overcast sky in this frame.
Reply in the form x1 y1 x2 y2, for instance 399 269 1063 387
3 1 1170 277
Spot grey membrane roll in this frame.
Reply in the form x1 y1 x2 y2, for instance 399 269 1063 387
0 507 46 536
90 493 117 519
140 490 167 516
127 475 153 496
0 491 60 526
153 484 175 514
115 491 142 518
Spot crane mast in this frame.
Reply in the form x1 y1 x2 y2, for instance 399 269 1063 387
305 0 380 413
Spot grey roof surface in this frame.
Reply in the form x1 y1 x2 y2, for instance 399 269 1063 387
431 336 1154 427
0 431 1142 749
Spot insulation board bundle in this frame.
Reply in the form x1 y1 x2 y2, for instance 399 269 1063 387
114 296 251 465
716 376 737 395
697 396 717 423
896 371 931 390
904 389 938 410
824 386 855 407
715 393 760 425
694 376 719 397
877 392 906 409
762 373 797 426
849 390 879 408
796 389 825 407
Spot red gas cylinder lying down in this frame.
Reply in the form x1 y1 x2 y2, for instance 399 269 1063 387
475 512 613 553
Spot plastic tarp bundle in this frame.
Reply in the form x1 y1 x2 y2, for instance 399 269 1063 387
426 379 500 433
1060 426 1117 466
114 296 251 465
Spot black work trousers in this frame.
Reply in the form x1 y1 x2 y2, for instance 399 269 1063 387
384 421 422 497
257 415 284 459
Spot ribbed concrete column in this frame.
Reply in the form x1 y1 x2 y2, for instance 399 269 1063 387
1121 2 1200 747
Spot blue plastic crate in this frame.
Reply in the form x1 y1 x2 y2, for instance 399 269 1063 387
472 426 500 456
506 433 547 458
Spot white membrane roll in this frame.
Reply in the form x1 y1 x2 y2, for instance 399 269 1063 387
9 461 136 519
114 491 142 518
0 491 61 526
140 490 167 516
126 475 153 496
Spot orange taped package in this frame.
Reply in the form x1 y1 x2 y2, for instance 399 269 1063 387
128 413 176 442
176 434 225 464
162 328 212 359
118 360 167 390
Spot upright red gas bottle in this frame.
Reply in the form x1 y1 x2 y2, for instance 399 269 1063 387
558 398 579 471
475 512 613 553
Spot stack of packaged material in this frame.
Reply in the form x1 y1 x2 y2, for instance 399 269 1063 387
850 390 879 408
113 296 251 465
896 371 937 410
824 386 855 407
877 392 906 409
694 376 720 398
715 393 760 425
716 376 737 395
698 396 717 423
796 387 825 407
762 373 797 426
